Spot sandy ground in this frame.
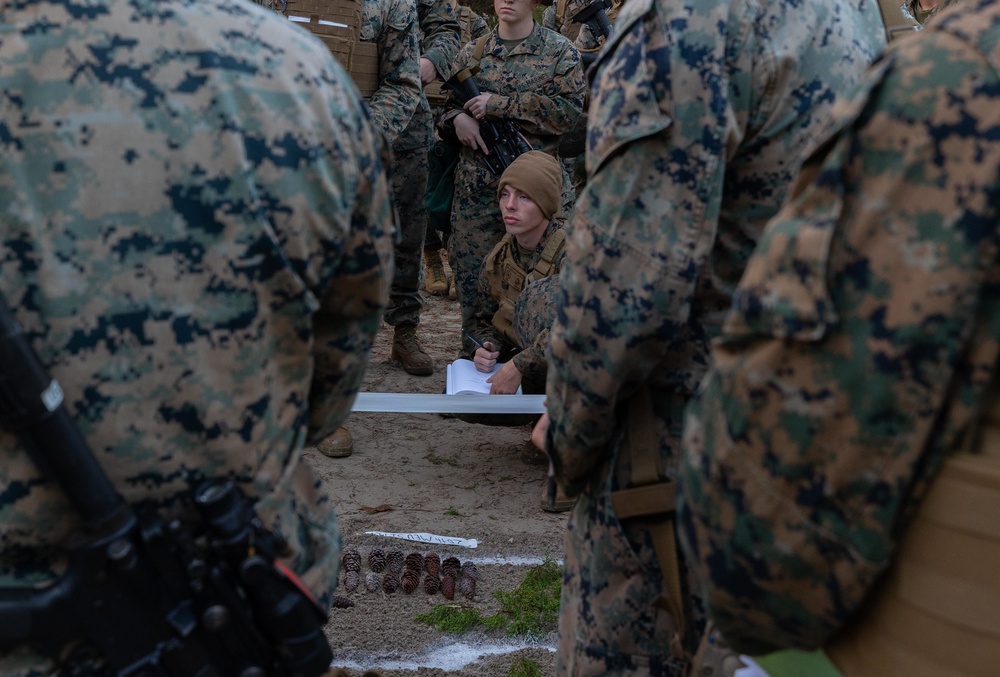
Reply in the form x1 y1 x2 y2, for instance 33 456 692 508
304 288 568 677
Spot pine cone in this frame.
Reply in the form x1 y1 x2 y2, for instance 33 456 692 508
364 572 381 592
342 547 361 573
423 574 441 595
387 550 405 576
368 548 387 573
441 556 461 579
401 568 421 594
460 561 478 581
441 574 456 600
424 552 441 577
404 552 424 572
382 572 400 594
331 595 355 609
344 569 360 592
459 576 476 600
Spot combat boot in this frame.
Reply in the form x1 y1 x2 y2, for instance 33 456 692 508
541 477 575 513
391 324 434 375
448 276 456 300
318 426 353 458
423 248 450 296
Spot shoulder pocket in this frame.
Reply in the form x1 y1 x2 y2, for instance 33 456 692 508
388 0 414 31
586 0 671 175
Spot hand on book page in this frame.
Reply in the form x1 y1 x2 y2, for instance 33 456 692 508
446 359 522 395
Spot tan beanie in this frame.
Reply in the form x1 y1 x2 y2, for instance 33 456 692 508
497 151 562 219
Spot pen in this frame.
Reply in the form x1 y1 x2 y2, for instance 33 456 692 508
463 330 487 351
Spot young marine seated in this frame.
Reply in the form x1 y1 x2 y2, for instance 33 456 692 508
468 150 566 395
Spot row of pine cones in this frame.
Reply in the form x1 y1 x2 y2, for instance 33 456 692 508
339 547 478 600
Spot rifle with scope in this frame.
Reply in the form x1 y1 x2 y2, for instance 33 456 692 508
0 291 334 676
572 0 615 65
444 68 533 177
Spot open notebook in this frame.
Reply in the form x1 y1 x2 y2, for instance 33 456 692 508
446 359 523 395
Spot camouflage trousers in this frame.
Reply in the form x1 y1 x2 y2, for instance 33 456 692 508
451 157 575 354
425 226 447 252
385 145 429 327
558 402 701 676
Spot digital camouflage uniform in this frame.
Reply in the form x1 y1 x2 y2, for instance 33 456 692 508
0 0 394 672
361 0 423 146
440 25 585 351
542 0 886 673
471 220 567 394
678 0 1000 663
384 0 461 328
424 2 488 254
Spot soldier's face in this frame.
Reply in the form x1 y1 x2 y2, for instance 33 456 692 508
499 186 547 240
495 0 535 24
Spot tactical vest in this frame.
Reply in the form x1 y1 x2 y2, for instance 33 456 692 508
822 376 1000 676
554 0 583 41
272 0 379 97
457 4 478 46
484 230 565 346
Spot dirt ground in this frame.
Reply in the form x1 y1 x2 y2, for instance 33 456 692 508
304 286 568 677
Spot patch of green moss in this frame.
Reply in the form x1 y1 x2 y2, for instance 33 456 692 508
413 605 483 633
414 560 562 638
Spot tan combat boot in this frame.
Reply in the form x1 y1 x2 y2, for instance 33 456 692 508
391 324 434 375
541 477 575 513
447 276 456 300
317 426 353 458
423 248 450 296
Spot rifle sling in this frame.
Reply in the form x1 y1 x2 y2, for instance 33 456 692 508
611 386 688 660
468 34 489 77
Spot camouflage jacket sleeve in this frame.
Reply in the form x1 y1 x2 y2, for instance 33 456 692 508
418 0 461 81
544 0 730 492
364 0 422 145
483 27 586 138
511 327 549 375
541 4 556 30
469 13 490 41
472 260 508 358
308 141 396 444
677 17 1000 655
511 249 565 376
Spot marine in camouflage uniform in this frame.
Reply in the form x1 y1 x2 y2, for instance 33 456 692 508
678 0 1000 673
0 0 394 672
423 0 488 298
471 223 566 395
382 0 461 374
362 0 423 146
440 19 585 353
538 0 886 673
902 0 959 23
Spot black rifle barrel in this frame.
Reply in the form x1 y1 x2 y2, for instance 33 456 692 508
0 293 123 528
